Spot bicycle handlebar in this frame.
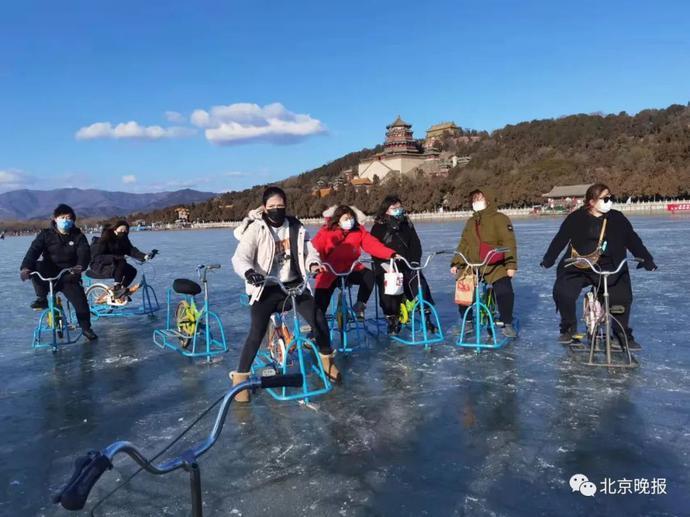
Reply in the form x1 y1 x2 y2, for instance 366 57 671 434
197 264 221 271
451 247 510 269
393 251 445 271
564 257 643 275
262 275 311 296
53 374 303 511
30 268 78 283
320 260 362 277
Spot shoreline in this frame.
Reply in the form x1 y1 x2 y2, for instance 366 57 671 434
1 203 687 236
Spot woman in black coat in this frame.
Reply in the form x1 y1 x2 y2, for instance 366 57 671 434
90 220 151 296
541 183 657 347
370 195 436 335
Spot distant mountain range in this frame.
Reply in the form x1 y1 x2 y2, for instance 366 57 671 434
0 188 217 220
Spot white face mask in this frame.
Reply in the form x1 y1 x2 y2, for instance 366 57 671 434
339 218 355 231
596 199 613 213
472 200 487 212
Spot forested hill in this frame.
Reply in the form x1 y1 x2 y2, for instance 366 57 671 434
132 104 690 222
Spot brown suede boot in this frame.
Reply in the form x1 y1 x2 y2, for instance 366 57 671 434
319 351 342 383
229 371 251 403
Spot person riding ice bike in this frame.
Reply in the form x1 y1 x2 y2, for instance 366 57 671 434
89 220 156 300
370 195 437 335
230 186 340 403
450 188 518 339
312 204 397 321
19 203 97 341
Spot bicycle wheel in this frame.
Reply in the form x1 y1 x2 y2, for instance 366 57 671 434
86 284 110 310
175 300 196 348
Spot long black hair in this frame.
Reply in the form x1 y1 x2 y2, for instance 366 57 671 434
375 194 402 223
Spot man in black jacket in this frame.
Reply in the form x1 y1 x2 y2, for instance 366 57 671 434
20 204 97 340
541 184 656 347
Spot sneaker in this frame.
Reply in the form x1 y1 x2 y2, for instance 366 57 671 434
30 297 48 310
558 329 573 344
352 301 366 321
82 328 98 341
502 324 517 339
627 337 642 351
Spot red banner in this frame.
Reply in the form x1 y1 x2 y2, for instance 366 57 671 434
667 203 690 212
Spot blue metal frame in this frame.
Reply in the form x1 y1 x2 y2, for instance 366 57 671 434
327 280 367 353
86 273 160 319
153 266 227 360
32 273 82 351
455 249 518 352
248 277 333 402
364 278 388 336
390 255 444 350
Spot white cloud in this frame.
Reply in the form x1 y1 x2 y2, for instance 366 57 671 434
0 169 34 192
122 174 137 184
190 102 327 145
75 121 196 141
165 111 185 123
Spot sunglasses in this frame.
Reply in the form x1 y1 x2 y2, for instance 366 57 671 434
599 196 613 203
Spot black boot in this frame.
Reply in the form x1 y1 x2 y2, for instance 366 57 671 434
30 297 48 310
82 328 98 341
558 324 575 344
386 316 400 335
424 309 438 334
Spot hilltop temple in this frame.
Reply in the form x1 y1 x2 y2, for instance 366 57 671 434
357 116 439 182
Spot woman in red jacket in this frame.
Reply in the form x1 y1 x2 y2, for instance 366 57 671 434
312 205 396 319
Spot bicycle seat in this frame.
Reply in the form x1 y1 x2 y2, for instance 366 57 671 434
173 278 202 296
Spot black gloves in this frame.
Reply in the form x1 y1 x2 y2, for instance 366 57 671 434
637 259 657 271
244 269 265 286
20 269 31 281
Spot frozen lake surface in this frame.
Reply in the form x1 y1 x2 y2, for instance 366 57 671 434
1 216 689 516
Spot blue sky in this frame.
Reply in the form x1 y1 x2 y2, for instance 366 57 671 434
1 0 689 194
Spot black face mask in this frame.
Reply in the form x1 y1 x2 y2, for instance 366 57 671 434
265 208 286 227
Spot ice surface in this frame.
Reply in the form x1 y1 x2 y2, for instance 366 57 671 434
0 216 688 516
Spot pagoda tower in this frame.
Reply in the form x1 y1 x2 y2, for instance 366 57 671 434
383 116 419 154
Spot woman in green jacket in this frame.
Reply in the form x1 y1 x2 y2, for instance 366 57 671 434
450 189 518 338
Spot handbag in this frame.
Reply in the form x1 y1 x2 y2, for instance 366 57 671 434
454 267 476 305
570 218 607 270
475 221 505 265
383 259 404 296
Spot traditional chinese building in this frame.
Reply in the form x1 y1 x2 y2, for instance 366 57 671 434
358 116 439 182
542 184 593 210
425 121 461 141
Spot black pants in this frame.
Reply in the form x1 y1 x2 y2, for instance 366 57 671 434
314 268 375 314
238 284 331 373
553 265 633 335
113 259 137 287
459 276 514 325
375 269 435 317
31 262 92 330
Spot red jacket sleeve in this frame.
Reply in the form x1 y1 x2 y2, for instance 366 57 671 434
360 227 395 259
312 226 329 257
